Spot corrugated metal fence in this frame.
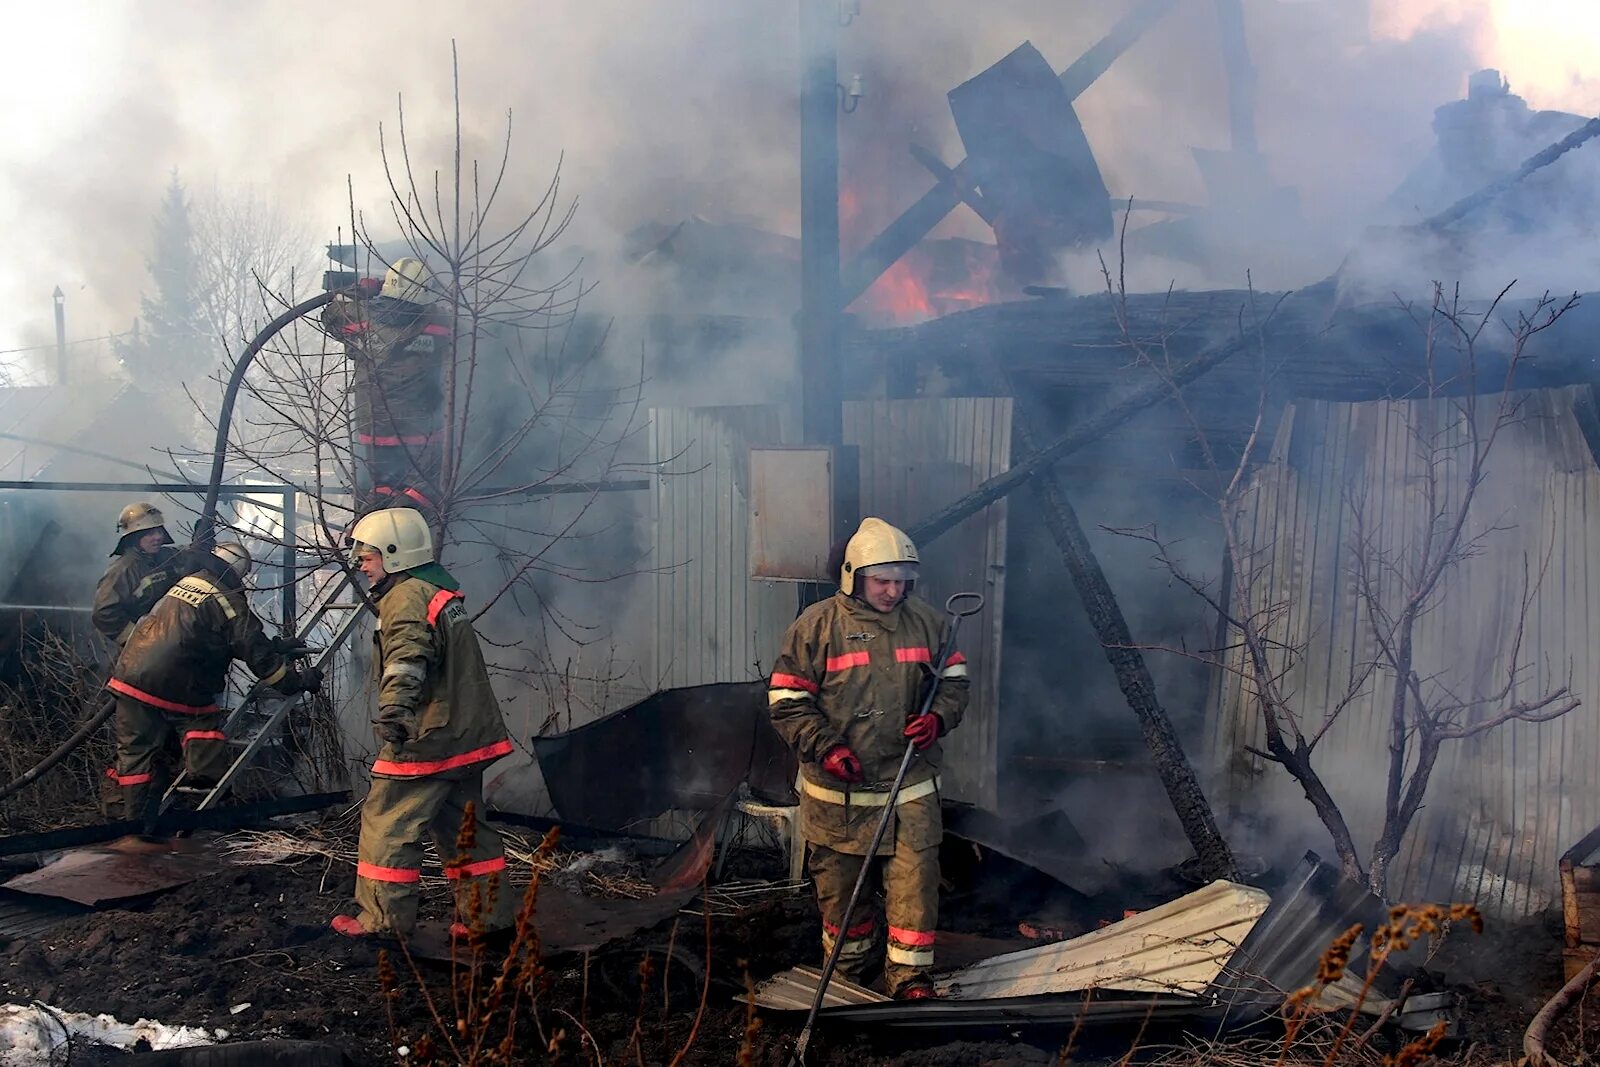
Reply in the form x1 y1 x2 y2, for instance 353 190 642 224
1210 386 1600 916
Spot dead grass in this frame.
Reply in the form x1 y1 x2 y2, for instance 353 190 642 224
0 629 114 831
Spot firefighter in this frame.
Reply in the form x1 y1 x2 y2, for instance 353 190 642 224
768 517 970 1000
91 502 197 649
331 507 516 940
105 543 321 819
321 258 451 514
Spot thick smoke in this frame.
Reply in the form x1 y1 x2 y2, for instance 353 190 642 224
2 1 1592 369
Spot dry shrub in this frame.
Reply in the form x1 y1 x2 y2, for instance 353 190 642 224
0 628 114 830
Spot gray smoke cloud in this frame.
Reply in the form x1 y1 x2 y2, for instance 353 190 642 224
0 0 1568 378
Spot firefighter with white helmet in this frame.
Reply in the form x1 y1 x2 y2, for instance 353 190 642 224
105 543 321 819
91 502 198 649
322 256 451 513
331 507 516 940
767 517 970 1000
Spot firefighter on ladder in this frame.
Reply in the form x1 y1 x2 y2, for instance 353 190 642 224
331 507 516 940
321 258 451 515
105 543 322 819
92 502 201 650
768 517 970 1000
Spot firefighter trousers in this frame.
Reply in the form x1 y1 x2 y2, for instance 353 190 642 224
809 840 940 994
105 694 228 821
352 768 515 936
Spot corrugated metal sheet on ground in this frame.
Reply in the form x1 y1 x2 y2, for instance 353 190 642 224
1208 386 1600 918
937 879 1269 999
844 397 1012 808
749 964 890 1011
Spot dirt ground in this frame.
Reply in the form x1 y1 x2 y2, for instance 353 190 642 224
0 819 1585 1066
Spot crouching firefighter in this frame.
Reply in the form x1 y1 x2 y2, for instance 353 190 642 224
92 502 202 650
332 507 516 940
105 543 323 820
767 517 970 1000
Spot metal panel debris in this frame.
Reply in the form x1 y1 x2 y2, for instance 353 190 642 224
3 836 220 907
751 965 891 1011
1210 852 1387 1028
532 682 797 831
938 879 1270 999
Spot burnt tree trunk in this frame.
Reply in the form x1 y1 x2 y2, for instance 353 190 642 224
1019 415 1239 881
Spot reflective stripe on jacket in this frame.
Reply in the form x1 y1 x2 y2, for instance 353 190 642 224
368 573 511 779
111 560 288 710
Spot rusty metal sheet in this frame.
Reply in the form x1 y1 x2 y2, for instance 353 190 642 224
2 835 219 907
533 682 797 830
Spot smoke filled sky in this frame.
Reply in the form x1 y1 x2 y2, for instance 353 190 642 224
0 0 1595 381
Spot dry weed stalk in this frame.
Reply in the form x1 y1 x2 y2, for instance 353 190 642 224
1269 903 1482 1067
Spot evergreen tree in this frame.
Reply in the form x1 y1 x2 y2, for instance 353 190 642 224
114 171 213 382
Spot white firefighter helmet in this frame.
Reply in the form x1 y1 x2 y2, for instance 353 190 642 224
112 501 173 555
380 257 434 305
348 507 434 573
839 517 920 596
211 542 253 581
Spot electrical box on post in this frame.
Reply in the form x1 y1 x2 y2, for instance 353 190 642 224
749 446 860 582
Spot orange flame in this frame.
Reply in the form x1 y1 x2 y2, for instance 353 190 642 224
850 243 1002 325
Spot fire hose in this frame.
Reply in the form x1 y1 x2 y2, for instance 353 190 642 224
791 590 986 1065
0 291 343 803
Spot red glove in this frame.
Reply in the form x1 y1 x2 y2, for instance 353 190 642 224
820 745 864 783
903 712 943 751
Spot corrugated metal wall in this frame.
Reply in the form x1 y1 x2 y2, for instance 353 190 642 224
845 397 1011 809
1210 386 1600 916
651 405 797 688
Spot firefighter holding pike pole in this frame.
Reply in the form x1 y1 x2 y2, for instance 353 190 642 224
768 517 980 1002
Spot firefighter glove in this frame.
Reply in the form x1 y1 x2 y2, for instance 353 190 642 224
270 634 309 654
820 744 864 784
292 664 324 694
903 712 943 751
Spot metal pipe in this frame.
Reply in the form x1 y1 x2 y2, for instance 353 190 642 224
799 0 843 446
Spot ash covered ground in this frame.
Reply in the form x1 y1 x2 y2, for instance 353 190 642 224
0 818 1580 1065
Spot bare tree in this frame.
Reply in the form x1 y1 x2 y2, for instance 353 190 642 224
165 48 656 768
1103 257 1581 898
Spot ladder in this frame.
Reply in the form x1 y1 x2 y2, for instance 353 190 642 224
160 568 371 813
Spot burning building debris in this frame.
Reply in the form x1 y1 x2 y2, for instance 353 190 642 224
2 1 1600 1062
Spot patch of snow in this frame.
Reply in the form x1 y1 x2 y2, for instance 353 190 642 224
0 1003 215 1066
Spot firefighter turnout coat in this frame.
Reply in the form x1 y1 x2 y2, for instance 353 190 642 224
92 545 195 649
367 570 512 779
768 591 970 854
110 557 292 713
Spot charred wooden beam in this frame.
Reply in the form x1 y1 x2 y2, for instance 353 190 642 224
840 0 1179 308
908 333 1249 546
1056 0 1181 101
1017 410 1239 882
1423 115 1600 231
910 144 996 225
